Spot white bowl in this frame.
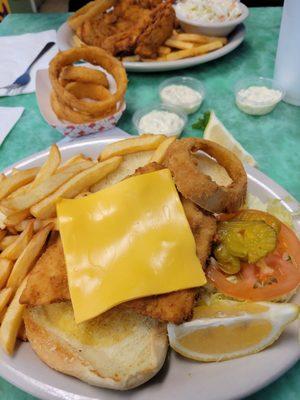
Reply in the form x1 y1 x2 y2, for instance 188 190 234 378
132 104 187 137
159 76 205 114
234 76 285 116
175 3 249 37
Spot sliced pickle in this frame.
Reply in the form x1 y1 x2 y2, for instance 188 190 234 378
214 244 241 274
242 221 277 263
216 220 277 266
235 210 281 234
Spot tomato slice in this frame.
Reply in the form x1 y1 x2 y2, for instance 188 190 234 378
207 223 300 301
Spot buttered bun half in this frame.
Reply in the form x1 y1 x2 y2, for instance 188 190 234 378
24 303 168 390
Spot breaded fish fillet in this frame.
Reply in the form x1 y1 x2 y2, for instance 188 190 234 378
21 163 216 324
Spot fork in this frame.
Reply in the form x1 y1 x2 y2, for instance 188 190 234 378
0 41 55 95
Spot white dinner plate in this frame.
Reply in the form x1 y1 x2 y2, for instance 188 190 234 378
56 22 245 72
0 136 299 400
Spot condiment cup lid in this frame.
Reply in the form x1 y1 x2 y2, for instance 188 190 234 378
132 103 188 135
159 76 205 107
234 76 285 105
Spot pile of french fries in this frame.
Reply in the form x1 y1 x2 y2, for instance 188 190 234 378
0 134 175 355
121 31 228 62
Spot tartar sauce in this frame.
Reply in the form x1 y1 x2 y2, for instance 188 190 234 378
236 86 282 116
160 84 203 114
175 0 242 23
138 110 185 137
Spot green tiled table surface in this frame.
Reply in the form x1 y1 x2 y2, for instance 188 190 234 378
0 7 299 400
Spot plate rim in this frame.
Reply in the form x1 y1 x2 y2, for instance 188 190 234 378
56 22 245 72
1 137 299 400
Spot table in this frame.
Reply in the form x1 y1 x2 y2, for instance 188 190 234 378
0 7 299 400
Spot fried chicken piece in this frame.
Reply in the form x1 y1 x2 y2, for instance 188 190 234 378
76 0 175 58
135 2 175 58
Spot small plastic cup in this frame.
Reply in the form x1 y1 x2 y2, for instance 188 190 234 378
159 76 205 115
235 77 285 116
132 103 187 137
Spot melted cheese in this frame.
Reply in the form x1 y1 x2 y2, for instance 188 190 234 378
57 169 206 323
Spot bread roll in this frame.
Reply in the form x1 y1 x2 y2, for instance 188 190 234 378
24 302 168 390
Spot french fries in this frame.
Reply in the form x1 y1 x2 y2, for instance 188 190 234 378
58 153 90 171
150 136 176 163
122 55 140 62
118 30 228 63
165 38 194 50
31 157 122 219
0 288 13 315
0 277 28 355
14 218 58 233
0 235 18 250
1 221 34 261
31 144 61 188
0 259 14 289
100 134 166 161
158 41 223 61
0 306 7 323
0 230 6 243
2 209 31 227
0 168 39 200
158 46 172 56
6 223 53 290
174 33 228 45
1 160 94 211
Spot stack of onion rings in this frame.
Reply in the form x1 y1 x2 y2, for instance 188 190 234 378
49 46 127 124
163 138 247 214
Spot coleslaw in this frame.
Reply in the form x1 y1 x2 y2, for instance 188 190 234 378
175 0 242 23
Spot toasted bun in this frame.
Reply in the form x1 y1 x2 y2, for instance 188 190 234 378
90 150 154 192
24 302 168 390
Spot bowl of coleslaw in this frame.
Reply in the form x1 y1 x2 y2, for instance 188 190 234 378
174 0 249 37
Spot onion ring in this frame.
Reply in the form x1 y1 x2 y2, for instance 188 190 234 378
65 82 111 100
68 0 115 31
59 65 109 88
49 47 127 118
50 91 117 124
163 138 247 213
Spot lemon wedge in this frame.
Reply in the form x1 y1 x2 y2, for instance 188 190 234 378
167 300 299 362
203 111 257 167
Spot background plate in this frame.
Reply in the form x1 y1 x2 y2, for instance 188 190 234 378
56 22 245 73
0 137 299 400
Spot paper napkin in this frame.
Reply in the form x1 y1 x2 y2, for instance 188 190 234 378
0 30 58 97
0 106 24 146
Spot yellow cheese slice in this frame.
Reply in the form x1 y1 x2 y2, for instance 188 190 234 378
57 169 206 323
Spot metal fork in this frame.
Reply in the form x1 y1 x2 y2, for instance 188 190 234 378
0 41 55 95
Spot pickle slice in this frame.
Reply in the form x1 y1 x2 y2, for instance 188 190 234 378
217 220 277 265
214 244 241 274
235 210 281 234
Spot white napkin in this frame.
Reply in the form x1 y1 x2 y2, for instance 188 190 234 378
0 106 24 146
0 30 58 97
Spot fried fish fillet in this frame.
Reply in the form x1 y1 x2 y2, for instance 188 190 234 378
21 163 216 324
20 237 198 324
20 239 70 306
